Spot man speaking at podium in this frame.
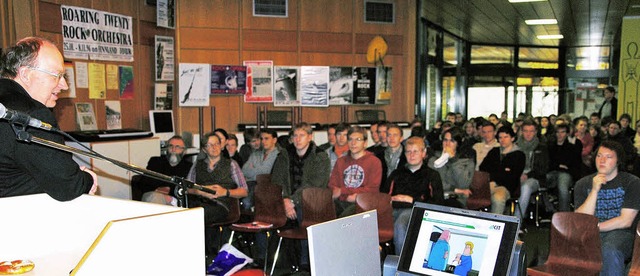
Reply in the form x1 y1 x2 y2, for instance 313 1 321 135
0 37 98 201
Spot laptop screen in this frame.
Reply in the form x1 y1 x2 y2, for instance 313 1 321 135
397 203 520 276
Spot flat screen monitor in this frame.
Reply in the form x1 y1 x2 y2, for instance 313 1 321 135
396 202 520 276
149 110 175 142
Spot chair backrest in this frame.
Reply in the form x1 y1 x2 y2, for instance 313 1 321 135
629 223 640 275
466 171 491 210
546 212 602 271
301 187 336 228
211 198 241 226
253 180 287 228
355 192 394 242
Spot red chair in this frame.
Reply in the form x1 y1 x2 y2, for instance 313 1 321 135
229 176 287 272
466 171 491 211
527 212 602 275
208 198 241 252
270 187 336 275
355 192 394 243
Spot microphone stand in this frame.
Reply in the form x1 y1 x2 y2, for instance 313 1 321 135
11 125 215 208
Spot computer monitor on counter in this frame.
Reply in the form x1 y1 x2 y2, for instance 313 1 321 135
149 110 175 142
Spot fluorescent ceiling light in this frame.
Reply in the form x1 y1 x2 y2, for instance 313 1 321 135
509 0 547 3
525 19 557 25
537 34 564 39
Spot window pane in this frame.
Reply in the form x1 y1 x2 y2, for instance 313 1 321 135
467 87 505 118
471 45 514 64
444 35 457 67
519 47 559 69
567 46 610 70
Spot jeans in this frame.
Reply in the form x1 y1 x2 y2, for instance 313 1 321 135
600 229 634 276
516 178 539 220
241 181 257 211
490 182 510 215
546 171 573 211
393 208 413 255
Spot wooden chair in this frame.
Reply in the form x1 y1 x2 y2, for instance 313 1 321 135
270 187 336 275
527 212 602 276
229 178 287 272
208 198 241 252
628 223 640 275
355 192 394 243
466 171 491 211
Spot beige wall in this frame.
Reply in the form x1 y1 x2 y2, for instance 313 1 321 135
6 0 416 133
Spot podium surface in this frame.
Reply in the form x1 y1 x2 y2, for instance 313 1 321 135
0 194 204 276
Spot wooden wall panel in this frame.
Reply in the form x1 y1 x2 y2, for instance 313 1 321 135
181 49 240 64
179 0 239 28
300 0 353 33
242 51 299 65
242 30 297 52
180 28 239 50
300 32 352 54
242 0 298 31
39 2 60 34
299 53 355 66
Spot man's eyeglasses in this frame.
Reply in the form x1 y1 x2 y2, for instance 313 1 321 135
348 137 365 142
26 66 66 81
204 143 221 149
167 145 185 150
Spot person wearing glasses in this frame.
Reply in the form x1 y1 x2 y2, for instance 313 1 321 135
132 135 192 205
0 36 98 200
186 132 248 255
329 126 382 217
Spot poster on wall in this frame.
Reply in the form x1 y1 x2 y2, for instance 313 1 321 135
155 36 175 81
243 60 274 103
328 66 354 105
376 67 392 104
75 102 98 131
210 65 247 95
179 63 210 107
61 5 134 62
88 63 106 99
105 100 122 130
300 66 329 107
352 67 377 104
155 83 174 110
106 64 119 90
119 65 134 99
75 62 89 88
274 66 300 107
157 0 175 29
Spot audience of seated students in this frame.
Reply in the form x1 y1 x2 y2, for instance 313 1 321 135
573 117 594 170
325 123 349 171
473 121 499 171
606 120 638 171
186 132 248 255
620 113 636 139
600 116 614 139
134 135 193 205
318 124 337 151
271 122 331 269
241 129 283 210
367 121 388 156
546 123 582 212
479 126 525 215
381 136 444 255
429 127 475 208
514 120 549 221
454 112 465 127
575 140 640 276
226 134 244 167
539 116 554 142
329 126 382 217
239 128 260 165
377 124 407 186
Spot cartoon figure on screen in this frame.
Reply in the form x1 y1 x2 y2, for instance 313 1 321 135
453 241 474 276
424 230 450 270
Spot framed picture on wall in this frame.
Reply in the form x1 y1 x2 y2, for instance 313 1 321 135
155 36 175 81
274 66 300 107
244 60 274 103
156 0 175 29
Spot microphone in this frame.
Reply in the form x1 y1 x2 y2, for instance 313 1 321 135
0 103 56 131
